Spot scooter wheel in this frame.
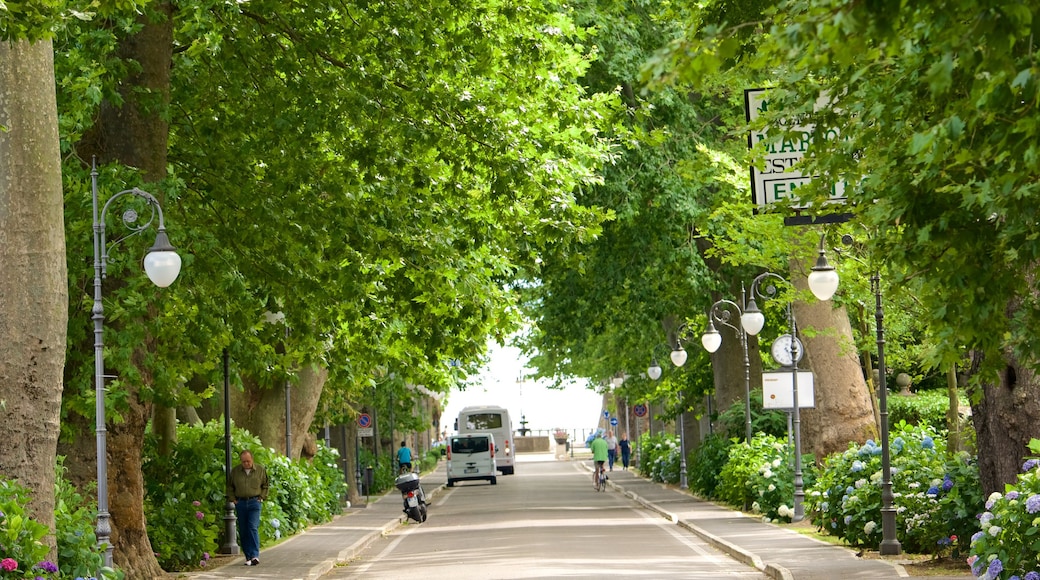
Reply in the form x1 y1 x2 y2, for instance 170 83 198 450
407 506 421 522
419 504 428 522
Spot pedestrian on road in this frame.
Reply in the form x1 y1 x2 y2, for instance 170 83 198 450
619 432 631 470
590 432 608 489
605 429 619 471
229 449 269 567
397 441 413 474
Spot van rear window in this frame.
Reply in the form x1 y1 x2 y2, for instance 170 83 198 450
464 413 503 430
452 437 490 453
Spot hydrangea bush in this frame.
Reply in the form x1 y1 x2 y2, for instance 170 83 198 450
687 434 733 499
718 433 814 523
637 433 681 484
967 439 1040 579
807 421 984 555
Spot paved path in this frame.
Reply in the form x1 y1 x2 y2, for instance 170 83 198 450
182 453 969 580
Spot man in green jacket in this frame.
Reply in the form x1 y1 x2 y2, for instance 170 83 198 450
229 450 269 566
589 432 609 490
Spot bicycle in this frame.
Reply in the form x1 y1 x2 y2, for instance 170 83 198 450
593 462 607 491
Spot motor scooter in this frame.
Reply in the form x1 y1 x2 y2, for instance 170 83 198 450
394 471 428 523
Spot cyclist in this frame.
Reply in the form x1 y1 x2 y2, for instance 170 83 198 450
397 441 413 474
589 431 608 490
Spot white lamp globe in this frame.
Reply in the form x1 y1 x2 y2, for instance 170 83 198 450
740 309 766 336
647 363 662 381
808 261 840 301
701 330 722 353
670 347 688 367
144 250 181 288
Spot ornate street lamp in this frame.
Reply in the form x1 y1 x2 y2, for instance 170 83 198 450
220 348 239 555
703 290 753 442
835 234 901 555
665 326 694 489
91 161 181 567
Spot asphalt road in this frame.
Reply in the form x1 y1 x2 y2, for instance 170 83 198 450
322 456 768 579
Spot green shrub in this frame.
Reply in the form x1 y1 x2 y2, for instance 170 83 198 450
715 390 788 441
688 434 733 499
967 439 1040 578
806 422 981 553
718 433 814 522
142 421 347 570
54 457 113 580
887 388 966 433
637 433 681 484
0 479 54 579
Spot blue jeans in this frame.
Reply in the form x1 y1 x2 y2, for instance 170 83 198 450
236 498 262 559
607 448 617 470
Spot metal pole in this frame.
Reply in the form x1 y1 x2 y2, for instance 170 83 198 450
284 327 292 458
90 164 113 569
220 348 239 554
875 272 902 554
789 304 804 522
678 408 688 489
741 286 752 443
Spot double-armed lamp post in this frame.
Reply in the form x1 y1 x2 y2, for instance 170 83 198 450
91 162 182 567
701 291 753 442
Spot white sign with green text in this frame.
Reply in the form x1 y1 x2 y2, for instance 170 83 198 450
745 89 846 210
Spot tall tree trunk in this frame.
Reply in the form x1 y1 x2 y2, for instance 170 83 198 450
969 352 1040 494
792 265 877 460
73 4 174 576
0 38 67 552
946 366 961 456
233 364 327 459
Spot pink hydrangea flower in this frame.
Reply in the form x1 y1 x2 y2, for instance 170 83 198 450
1 558 18 572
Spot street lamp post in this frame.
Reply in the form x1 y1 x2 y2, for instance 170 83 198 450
220 348 239 555
91 161 182 567
739 260 836 523
832 234 901 555
666 328 694 489
702 291 752 442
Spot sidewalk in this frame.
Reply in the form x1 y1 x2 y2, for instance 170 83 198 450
183 466 447 580
184 455 969 580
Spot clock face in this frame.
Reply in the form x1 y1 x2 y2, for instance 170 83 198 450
770 334 804 366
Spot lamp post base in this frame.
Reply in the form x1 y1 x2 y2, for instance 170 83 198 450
219 503 240 555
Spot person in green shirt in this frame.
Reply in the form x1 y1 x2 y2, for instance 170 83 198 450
589 432 609 490
228 450 269 566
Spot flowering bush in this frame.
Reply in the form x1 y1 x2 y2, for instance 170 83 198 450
687 434 733 499
967 439 1040 579
807 422 983 554
718 433 814 522
54 458 115 579
638 433 681 484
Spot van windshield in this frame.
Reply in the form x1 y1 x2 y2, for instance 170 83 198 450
452 437 490 454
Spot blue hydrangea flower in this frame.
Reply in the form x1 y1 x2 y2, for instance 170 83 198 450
1024 572 1040 580
1006 491 1020 501
1026 494 1040 514
926 486 939 496
1024 459 1039 472
851 460 864 473
921 435 934 450
988 558 1003 578
971 531 984 543
941 476 954 492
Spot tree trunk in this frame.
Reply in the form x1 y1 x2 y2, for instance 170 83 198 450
969 352 1040 494
71 4 174 575
233 364 327 459
946 366 961 456
792 266 877 460
0 38 67 552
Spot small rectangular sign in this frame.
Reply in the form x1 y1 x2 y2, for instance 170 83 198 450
762 370 816 409
358 427 374 437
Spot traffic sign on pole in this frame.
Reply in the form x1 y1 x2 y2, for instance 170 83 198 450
633 404 648 418
610 417 618 426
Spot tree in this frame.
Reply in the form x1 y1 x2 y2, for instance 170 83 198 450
650 0 1040 491
0 27 68 554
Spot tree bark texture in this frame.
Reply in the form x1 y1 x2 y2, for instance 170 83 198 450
69 4 174 576
969 350 1040 494
233 364 327 459
791 264 877 460
0 38 68 549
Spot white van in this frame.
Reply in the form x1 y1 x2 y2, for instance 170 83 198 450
446 432 497 486
456 405 514 475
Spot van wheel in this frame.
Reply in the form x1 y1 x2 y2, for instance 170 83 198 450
490 476 497 485
447 479 455 487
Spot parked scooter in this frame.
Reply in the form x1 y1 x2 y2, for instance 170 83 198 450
394 471 428 523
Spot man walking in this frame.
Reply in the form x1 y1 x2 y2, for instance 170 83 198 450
229 449 269 566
